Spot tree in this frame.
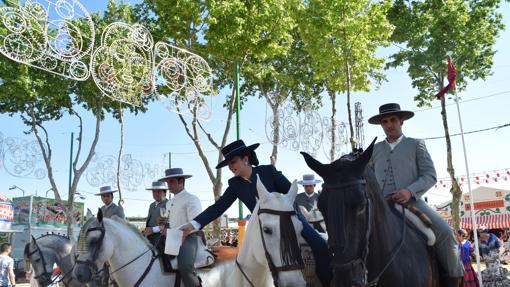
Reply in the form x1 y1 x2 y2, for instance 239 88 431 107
387 0 505 229
0 0 146 235
298 0 393 158
138 0 302 236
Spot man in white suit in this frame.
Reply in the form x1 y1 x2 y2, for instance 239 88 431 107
160 168 202 287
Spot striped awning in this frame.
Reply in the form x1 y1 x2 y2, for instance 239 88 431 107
446 213 510 229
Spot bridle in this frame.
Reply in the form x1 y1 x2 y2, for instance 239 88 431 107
27 238 74 287
75 221 158 287
28 239 53 286
236 207 305 287
323 178 407 287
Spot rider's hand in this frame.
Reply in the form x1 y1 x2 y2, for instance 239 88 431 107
156 216 166 225
212 245 238 261
161 227 167 236
392 188 412 204
143 227 153 236
180 223 195 240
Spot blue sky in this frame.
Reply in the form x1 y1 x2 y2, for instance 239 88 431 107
1 1 510 218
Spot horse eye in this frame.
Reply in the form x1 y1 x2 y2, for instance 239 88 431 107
263 227 272 235
356 205 366 214
35 258 41 263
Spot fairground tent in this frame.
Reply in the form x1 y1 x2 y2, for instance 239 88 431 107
436 186 510 229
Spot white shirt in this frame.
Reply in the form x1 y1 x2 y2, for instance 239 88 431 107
166 189 202 229
386 134 404 150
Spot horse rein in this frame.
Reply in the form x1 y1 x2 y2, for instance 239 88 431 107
236 208 304 287
324 178 408 286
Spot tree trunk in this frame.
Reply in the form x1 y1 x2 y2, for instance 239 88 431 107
440 95 461 231
67 104 103 236
329 89 337 161
176 89 236 239
344 60 355 152
270 102 280 165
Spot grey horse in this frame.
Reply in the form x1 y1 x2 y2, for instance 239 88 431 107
24 233 112 287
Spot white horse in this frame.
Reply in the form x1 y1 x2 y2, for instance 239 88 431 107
72 175 306 287
299 203 328 241
24 233 97 287
215 176 307 287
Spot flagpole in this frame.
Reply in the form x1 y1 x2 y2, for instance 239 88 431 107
449 53 483 285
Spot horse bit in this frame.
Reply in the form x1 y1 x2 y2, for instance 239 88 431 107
236 207 304 287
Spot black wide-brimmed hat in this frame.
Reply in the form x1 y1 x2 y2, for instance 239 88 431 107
216 140 260 169
368 103 414 125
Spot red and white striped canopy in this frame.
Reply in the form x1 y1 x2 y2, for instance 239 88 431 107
447 213 510 229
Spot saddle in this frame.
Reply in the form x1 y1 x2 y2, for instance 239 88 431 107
393 202 436 246
157 231 215 273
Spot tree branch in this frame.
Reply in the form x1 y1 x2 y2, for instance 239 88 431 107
71 109 83 173
29 108 61 202
198 120 220 150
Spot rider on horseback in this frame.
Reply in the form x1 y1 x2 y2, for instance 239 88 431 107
159 168 203 287
368 103 464 287
294 174 321 218
96 186 125 219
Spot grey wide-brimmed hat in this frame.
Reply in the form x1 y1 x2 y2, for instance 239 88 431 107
146 181 168 191
297 174 322 185
159 168 192 180
368 103 414 125
94 186 118 196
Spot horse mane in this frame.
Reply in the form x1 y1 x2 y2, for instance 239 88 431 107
24 233 71 258
109 216 154 249
363 167 390 221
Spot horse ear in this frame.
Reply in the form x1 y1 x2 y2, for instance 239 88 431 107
300 152 326 177
256 174 270 198
286 179 298 201
86 208 94 219
354 137 377 169
97 208 103 223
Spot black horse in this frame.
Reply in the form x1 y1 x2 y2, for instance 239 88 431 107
301 138 441 287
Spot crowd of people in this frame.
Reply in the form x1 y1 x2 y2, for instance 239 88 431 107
454 227 510 286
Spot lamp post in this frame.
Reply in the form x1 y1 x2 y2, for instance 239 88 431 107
75 192 86 200
8 185 25 197
45 188 53 198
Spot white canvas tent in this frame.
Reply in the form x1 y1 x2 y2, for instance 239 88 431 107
436 186 510 229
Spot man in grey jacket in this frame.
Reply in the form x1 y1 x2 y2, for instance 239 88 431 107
96 186 125 219
368 103 463 287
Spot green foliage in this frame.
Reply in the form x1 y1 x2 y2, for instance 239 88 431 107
298 0 393 93
387 0 505 106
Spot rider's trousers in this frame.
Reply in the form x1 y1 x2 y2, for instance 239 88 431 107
298 214 333 286
178 234 201 287
414 199 464 277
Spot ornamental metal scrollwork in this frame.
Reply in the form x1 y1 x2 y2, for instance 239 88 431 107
90 22 154 106
299 109 323 157
322 119 348 161
265 102 322 157
154 42 213 121
2 136 46 179
85 153 165 192
0 0 95 80
118 154 144 192
85 154 116 188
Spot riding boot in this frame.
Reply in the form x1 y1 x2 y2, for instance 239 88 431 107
444 277 462 287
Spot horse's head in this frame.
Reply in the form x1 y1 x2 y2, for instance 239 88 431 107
73 209 113 284
25 236 58 287
301 137 377 287
254 174 306 287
